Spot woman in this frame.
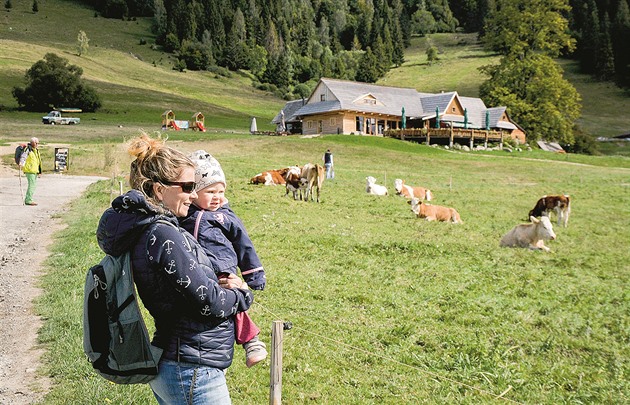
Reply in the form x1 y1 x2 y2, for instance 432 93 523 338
96 133 252 404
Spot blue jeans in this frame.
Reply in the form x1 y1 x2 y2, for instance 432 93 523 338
149 359 231 405
325 164 334 179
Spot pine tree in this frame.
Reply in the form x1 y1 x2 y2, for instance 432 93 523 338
595 12 615 81
612 0 630 87
355 47 379 83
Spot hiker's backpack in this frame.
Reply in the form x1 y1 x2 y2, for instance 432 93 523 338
83 251 163 384
14 143 27 164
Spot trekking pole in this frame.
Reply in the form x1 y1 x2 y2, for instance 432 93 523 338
18 167 25 205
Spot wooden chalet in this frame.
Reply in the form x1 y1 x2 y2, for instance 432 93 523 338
276 78 525 146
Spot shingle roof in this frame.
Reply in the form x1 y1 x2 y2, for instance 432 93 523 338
295 78 423 118
271 99 307 124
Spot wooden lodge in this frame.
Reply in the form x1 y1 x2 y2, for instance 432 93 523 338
272 78 526 146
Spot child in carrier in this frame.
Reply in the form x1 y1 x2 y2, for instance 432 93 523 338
180 150 268 367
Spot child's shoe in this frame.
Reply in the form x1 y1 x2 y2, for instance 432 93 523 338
244 338 268 368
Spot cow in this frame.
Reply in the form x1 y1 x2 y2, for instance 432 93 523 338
500 216 556 252
284 165 304 200
409 198 462 223
528 195 571 228
366 176 388 196
394 178 432 201
300 163 325 202
250 168 290 185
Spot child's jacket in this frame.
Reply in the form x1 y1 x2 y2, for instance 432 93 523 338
181 203 266 290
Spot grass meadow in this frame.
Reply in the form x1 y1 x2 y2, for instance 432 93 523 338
23 132 629 404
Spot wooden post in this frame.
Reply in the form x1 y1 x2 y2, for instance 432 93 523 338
484 131 488 149
449 125 454 148
469 130 474 150
500 132 504 150
119 180 123 196
269 321 284 405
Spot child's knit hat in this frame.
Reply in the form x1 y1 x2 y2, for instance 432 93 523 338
189 150 226 191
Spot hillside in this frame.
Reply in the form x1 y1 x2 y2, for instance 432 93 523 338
1 1 629 155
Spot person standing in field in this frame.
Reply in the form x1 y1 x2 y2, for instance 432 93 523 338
19 137 42 206
323 148 334 179
96 133 253 404
180 150 268 368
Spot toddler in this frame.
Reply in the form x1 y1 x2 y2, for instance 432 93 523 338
180 150 267 367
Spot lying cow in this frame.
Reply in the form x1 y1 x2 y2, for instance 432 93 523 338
250 167 290 185
409 198 462 223
394 178 432 201
366 176 388 196
528 194 571 228
300 163 325 202
500 216 556 252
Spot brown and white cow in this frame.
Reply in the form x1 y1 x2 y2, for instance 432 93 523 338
250 167 290 185
284 166 303 200
394 178 432 201
409 198 462 224
528 194 571 228
500 216 556 252
300 163 325 202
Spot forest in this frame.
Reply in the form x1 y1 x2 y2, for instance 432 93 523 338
77 0 630 92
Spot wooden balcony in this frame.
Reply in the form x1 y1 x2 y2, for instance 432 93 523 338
384 127 507 147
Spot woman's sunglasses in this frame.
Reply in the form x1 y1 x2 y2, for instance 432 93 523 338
163 181 196 193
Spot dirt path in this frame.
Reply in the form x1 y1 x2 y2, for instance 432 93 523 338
0 146 106 404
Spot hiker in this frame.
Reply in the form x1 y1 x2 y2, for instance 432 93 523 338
18 137 42 206
180 150 267 368
323 148 334 179
96 133 253 404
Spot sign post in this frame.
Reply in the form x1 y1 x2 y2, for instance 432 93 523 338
54 147 69 172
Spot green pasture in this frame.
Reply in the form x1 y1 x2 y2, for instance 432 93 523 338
15 132 628 404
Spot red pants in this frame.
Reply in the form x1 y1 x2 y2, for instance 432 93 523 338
235 311 260 345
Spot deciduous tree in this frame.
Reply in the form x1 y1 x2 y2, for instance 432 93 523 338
12 53 102 112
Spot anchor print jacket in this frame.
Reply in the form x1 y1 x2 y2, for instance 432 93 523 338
97 190 253 369
180 203 267 290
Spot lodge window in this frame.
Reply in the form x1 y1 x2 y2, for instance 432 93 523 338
307 121 314 129
320 94 326 101
364 99 376 105
330 117 336 125
356 116 364 132
452 107 456 113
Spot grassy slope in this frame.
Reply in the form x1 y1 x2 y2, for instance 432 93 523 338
0 0 283 131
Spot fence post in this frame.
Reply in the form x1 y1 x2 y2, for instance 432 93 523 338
269 320 284 405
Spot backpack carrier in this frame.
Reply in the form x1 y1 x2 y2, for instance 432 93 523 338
14 144 28 165
83 250 163 384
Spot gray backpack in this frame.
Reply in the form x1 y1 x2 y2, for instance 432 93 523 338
83 250 163 384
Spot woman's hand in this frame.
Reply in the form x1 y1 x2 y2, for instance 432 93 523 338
218 273 248 290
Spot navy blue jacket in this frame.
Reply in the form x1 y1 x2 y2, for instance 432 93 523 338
96 190 253 369
180 203 266 290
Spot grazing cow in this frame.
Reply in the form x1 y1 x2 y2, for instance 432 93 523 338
284 166 303 200
300 163 325 202
528 195 571 228
394 178 432 201
250 168 290 185
500 216 556 252
366 176 388 196
409 198 462 223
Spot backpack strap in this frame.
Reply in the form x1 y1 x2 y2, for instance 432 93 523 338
193 210 204 240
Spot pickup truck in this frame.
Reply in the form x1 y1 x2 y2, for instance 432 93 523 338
42 110 81 125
